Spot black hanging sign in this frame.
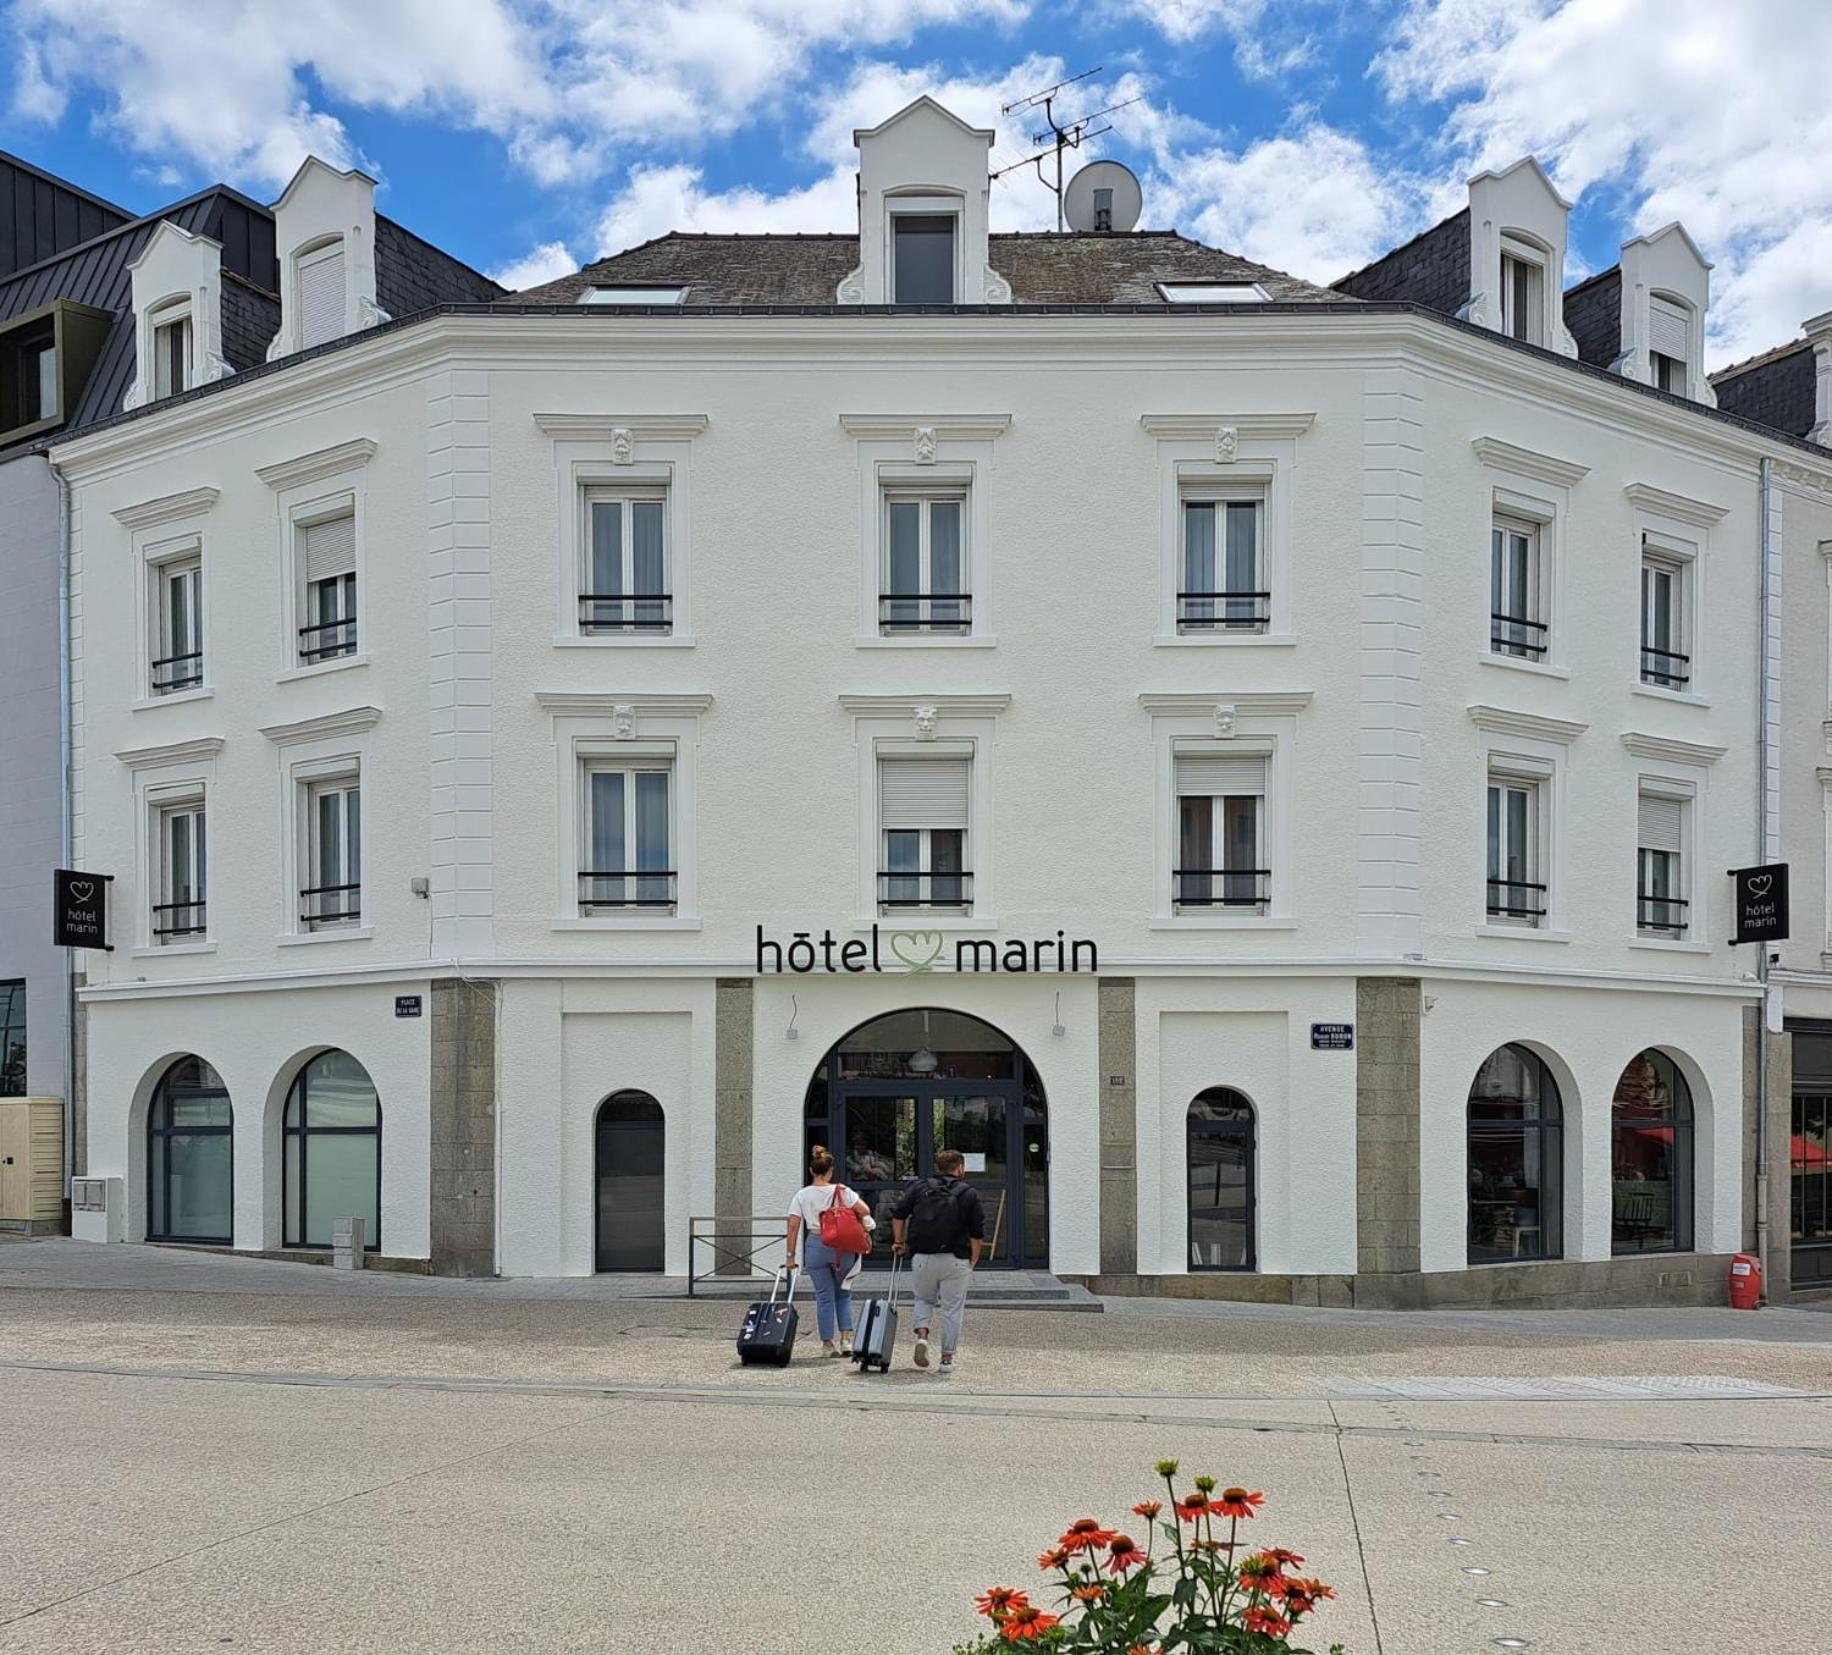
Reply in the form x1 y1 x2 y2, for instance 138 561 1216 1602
54 869 113 950
1310 1022 1355 1051
1730 863 1789 945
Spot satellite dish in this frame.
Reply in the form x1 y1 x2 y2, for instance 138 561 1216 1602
1063 160 1142 233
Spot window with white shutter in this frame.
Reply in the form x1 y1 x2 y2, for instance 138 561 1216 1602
1174 751 1268 912
1637 791 1687 937
878 756 970 911
1649 296 1690 395
297 242 347 350
298 510 358 663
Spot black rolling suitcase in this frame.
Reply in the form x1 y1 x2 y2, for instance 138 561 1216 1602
851 1253 900 1372
737 1266 800 1366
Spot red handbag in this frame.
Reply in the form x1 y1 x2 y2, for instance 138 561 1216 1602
819 1185 871 1255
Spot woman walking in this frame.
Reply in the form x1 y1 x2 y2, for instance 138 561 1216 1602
784 1146 874 1356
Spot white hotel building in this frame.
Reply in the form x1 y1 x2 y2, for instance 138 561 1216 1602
51 99 1832 1304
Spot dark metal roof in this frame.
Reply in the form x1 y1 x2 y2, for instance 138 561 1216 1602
514 229 1344 306
0 150 131 280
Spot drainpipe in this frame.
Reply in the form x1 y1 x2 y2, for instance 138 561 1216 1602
1755 455 1775 1299
54 457 76 1202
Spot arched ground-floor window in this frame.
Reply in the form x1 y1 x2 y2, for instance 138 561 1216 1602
283 1050 380 1250
1467 1044 1563 1263
148 1056 233 1243
1187 1088 1255 1271
595 1091 665 1272
1612 1049 1693 1254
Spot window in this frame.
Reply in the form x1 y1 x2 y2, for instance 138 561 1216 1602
881 490 968 634
283 1049 380 1249
1187 1089 1255 1270
1467 1045 1563 1263
152 554 203 694
581 488 670 634
580 760 675 913
147 1056 232 1243
297 509 357 663
154 800 207 943
1179 495 1266 633
1 317 56 433
0 981 23 1095
579 286 686 305
1649 296 1690 395
151 309 191 399
1637 791 1687 937
1158 283 1268 303
301 775 361 929
297 241 346 350
1792 1088 1832 1284
878 756 970 912
1175 751 1268 914
1486 774 1544 925
1500 247 1545 345
892 214 955 304
1490 516 1545 658
1611 1050 1694 1254
1640 545 1689 688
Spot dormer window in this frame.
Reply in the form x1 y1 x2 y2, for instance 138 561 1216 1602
1 316 57 433
892 212 956 304
1500 240 1546 345
579 286 686 305
150 305 191 398
1649 296 1691 395
297 239 347 350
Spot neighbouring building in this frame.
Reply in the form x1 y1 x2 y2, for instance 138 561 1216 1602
47 99 1832 1302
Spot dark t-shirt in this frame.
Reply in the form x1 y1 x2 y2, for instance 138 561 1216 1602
893 1177 987 1260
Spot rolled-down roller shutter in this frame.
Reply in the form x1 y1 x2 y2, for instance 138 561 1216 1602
1649 296 1690 363
1637 793 1683 853
1174 753 1267 796
298 245 346 349
879 757 969 829
301 512 356 583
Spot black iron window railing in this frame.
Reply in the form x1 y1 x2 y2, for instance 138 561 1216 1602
299 883 361 928
878 592 972 632
1491 613 1549 658
1637 892 1689 935
1177 591 1271 630
1173 868 1272 910
298 617 357 663
578 869 678 912
151 651 203 693
151 899 206 940
580 593 673 633
877 869 973 910
1486 877 1548 921
1640 644 1690 689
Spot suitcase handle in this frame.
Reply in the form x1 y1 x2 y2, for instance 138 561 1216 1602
769 1264 801 1306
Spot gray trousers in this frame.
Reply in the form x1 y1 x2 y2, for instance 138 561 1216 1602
908 1252 971 1355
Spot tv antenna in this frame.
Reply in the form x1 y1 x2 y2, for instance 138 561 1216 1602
993 67 1142 231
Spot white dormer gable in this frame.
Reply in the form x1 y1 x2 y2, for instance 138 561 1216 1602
122 219 231 412
1465 156 1575 357
837 96 1011 306
266 156 387 361
1807 310 1832 448
1617 222 1714 405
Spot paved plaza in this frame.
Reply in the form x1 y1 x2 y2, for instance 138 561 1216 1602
1 1242 1829 1654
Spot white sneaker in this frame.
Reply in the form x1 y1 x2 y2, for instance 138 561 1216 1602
912 1335 930 1368
937 1358 956 1378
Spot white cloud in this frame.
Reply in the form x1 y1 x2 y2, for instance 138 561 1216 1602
593 162 857 255
488 239 578 291
1376 0 1832 363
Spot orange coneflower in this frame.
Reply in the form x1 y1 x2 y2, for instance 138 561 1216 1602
1173 1490 1215 1522
1214 1487 1265 1520
1070 1583 1107 1603
1241 1606 1293 1638
1282 1578 1336 1615
1037 1545 1074 1572
1105 1534 1147 1574
976 1587 1028 1620
1237 1553 1283 1593
1131 1500 1163 1520
999 1604 1062 1642
1059 1517 1118 1554
1266 1548 1306 1568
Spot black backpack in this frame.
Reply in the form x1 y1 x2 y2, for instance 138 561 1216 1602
903 1177 969 1254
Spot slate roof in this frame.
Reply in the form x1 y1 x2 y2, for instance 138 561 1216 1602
1563 266 1623 371
1333 210 1470 313
514 229 1344 306
1712 339 1817 439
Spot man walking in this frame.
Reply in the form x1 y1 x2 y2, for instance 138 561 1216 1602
892 1148 985 1377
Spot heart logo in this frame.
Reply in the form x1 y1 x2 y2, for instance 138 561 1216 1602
69 881 93 903
889 930 943 973
1748 874 1772 899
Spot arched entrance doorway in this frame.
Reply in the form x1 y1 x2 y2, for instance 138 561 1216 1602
803 1008 1047 1268
596 1091 665 1271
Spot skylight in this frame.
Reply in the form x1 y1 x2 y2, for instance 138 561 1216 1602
1157 283 1268 304
579 287 687 305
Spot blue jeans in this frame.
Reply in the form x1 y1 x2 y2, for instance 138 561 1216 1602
802 1235 855 1343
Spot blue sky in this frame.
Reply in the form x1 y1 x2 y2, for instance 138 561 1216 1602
4 1 1828 364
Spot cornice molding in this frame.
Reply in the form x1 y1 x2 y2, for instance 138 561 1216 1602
535 693 713 717
1622 481 1730 527
1138 413 1316 441
113 735 224 770
1620 731 1727 766
1137 692 1314 717
532 413 710 440
837 693 1011 718
837 413 1011 442
254 438 377 491
259 706 383 746
1774 458 1832 497
111 486 220 531
1470 436 1590 488
1468 704 1589 743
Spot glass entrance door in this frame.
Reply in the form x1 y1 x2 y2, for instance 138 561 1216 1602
932 1092 1013 1266
595 1093 665 1271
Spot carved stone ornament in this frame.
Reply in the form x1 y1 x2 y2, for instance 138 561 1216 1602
610 427 635 465
914 426 938 465
913 704 939 740
1213 703 1237 738
612 703 637 740
1215 425 1239 465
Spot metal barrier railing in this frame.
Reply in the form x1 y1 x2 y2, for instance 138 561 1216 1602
687 1215 788 1297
